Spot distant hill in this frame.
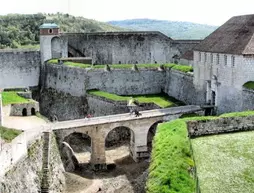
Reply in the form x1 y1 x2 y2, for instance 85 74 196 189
108 19 218 40
0 13 123 49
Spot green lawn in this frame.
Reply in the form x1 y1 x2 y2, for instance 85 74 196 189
47 59 193 73
87 90 177 108
0 126 22 142
2 91 30 106
146 119 196 193
191 131 254 193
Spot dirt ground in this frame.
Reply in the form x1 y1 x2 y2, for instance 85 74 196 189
64 145 149 193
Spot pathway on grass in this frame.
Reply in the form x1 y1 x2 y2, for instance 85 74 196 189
191 131 254 193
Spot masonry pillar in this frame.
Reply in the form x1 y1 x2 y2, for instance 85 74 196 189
130 126 150 161
0 90 3 126
90 134 107 170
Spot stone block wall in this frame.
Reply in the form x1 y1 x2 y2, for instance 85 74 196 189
0 50 41 89
187 116 254 137
0 132 65 193
165 69 206 105
10 101 39 116
44 64 166 96
65 32 177 64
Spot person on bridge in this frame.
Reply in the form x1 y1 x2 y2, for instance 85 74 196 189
127 97 141 116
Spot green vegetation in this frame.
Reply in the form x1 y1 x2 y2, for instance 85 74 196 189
0 126 22 142
0 13 123 49
2 91 29 106
108 19 218 39
220 110 254 118
172 65 193 73
243 81 254 90
192 131 254 193
146 119 196 193
179 113 200 118
87 90 177 108
146 110 254 192
48 59 193 73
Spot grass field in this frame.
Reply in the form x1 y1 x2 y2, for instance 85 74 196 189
0 126 22 142
2 91 30 106
191 131 254 193
47 59 193 73
87 90 180 108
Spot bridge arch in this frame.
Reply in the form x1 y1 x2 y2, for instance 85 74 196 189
63 132 92 166
147 120 163 153
104 126 135 163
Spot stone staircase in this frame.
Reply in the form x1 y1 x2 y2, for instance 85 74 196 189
40 132 50 193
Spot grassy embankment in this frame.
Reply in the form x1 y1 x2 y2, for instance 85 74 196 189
243 81 254 90
146 110 254 193
47 59 193 73
0 126 22 142
87 90 182 108
1 91 30 106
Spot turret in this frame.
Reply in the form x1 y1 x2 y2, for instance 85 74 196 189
39 23 67 64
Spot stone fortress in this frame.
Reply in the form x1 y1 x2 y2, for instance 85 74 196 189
1 13 254 193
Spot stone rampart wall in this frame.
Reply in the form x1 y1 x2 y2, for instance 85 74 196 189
165 70 206 105
65 32 177 64
0 50 41 89
44 64 166 96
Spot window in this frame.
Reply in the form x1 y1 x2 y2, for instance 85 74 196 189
199 52 201 61
216 54 219 65
224 55 227 66
48 29 53 34
210 53 213 64
231 55 235 67
204 53 207 63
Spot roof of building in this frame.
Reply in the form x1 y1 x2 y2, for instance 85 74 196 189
194 14 254 55
181 50 193 60
39 23 59 29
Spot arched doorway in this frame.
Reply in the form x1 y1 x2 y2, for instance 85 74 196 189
105 126 134 165
22 108 27 116
147 121 163 153
64 132 92 167
31 108 36 115
51 37 61 58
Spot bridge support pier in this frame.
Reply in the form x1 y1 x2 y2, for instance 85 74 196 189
130 142 150 162
90 135 107 170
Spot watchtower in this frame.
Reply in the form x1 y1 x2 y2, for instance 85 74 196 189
39 23 67 64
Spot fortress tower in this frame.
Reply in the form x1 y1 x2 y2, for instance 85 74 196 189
39 23 67 64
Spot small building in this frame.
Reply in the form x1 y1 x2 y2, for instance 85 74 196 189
193 14 254 113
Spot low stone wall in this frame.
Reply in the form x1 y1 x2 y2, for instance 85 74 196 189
10 101 39 116
87 94 160 117
187 116 254 137
0 132 65 193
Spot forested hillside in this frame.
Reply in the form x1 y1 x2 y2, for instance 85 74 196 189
0 13 123 49
108 19 218 39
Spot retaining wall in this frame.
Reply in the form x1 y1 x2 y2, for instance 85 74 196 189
0 49 41 89
187 116 254 137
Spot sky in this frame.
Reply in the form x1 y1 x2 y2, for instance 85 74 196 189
0 0 254 26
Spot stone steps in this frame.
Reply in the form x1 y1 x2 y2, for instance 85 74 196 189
40 132 50 193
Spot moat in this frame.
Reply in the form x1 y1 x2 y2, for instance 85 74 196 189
65 145 149 193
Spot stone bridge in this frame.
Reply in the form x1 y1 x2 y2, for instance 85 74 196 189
53 105 203 169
